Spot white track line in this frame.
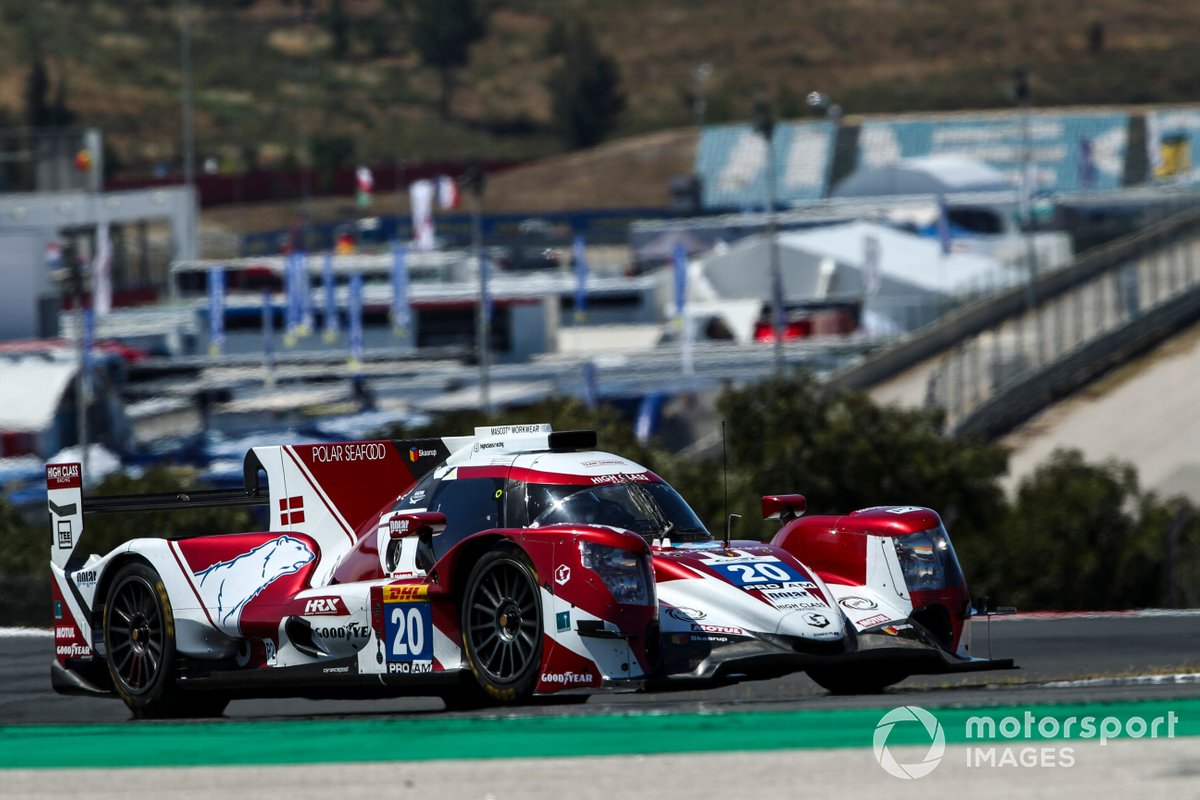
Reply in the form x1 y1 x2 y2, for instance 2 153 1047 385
0 627 52 638
1044 673 1200 689
984 609 1200 621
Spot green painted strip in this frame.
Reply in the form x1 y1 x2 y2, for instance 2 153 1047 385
2 698 1198 770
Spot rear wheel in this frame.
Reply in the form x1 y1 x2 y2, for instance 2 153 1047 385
103 562 228 719
806 665 908 695
459 545 543 703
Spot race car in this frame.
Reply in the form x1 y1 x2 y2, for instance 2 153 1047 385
47 423 1008 718
763 496 1015 693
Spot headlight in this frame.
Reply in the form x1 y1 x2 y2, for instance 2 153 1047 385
579 542 653 605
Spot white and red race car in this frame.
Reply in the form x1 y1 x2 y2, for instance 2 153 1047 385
47 423 1010 717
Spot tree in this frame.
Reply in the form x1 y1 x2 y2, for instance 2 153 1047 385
995 449 1200 610
325 0 351 59
407 0 487 119
546 19 625 148
25 50 76 129
25 51 51 128
663 372 1010 565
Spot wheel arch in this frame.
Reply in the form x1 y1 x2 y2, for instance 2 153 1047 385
442 533 513 604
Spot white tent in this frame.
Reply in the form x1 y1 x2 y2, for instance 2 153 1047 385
833 154 1014 198
696 222 1020 334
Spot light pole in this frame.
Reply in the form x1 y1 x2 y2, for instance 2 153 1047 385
464 161 490 413
755 97 784 372
180 0 196 260
692 63 713 129
1011 67 1044 365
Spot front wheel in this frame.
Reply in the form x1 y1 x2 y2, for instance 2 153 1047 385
806 665 908 695
103 561 228 719
458 545 543 704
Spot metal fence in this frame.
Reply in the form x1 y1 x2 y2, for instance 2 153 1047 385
926 209 1200 435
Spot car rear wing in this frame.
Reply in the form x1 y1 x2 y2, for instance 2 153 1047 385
47 438 450 572
47 451 272 571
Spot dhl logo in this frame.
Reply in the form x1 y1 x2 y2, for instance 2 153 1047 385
383 584 429 603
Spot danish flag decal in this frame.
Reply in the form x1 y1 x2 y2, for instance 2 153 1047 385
279 496 305 526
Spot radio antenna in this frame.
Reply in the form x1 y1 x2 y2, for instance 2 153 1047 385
722 419 732 548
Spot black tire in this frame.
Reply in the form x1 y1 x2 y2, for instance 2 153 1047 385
103 562 229 719
806 665 908 695
458 544 543 704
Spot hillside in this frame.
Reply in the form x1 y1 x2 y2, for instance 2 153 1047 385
3 0 1200 181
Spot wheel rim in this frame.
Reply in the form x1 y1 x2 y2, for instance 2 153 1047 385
466 559 539 683
107 576 165 693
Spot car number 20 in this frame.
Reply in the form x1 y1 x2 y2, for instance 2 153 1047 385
385 603 433 662
711 560 808 586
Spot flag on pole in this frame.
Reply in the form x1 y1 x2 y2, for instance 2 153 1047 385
82 306 95 402
581 361 598 409
93 222 112 318
348 271 364 370
262 288 276 388
436 175 459 210
480 253 493 326
671 242 688 328
1078 138 1096 188
355 165 374 209
207 266 225 356
283 253 298 347
298 252 313 337
1145 112 1164 177
410 180 436 250
390 243 411 337
936 195 952 256
573 235 589 323
322 251 338 343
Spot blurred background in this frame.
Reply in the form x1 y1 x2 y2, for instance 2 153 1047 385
2 0 1200 625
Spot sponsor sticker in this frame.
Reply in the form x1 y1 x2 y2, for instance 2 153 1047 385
667 606 706 622
840 596 879 611
73 569 97 588
310 443 387 463
803 612 831 628
303 596 349 616
408 447 439 462
57 520 73 550
691 623 744 635
314 623 372 644
46 463 81 489
540 671 597 686
857 614 891 628
554 565 571 585
383 584 429 603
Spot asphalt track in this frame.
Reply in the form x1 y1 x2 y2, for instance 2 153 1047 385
4 614 1200 799
3 613 1200 725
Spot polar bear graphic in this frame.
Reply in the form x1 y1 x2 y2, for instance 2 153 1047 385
195 535 316 629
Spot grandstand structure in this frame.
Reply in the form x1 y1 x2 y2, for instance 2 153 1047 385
693 106 1200 211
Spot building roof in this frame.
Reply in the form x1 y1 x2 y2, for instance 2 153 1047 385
0 351 77 432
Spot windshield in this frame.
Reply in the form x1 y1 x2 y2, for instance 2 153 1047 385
526 481 711 542
893 526 965 592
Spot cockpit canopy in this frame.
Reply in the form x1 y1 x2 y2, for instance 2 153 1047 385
525 479 711 542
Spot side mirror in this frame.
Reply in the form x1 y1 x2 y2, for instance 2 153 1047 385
388 511 447 539
762 494 806 522
975 596 1018 616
